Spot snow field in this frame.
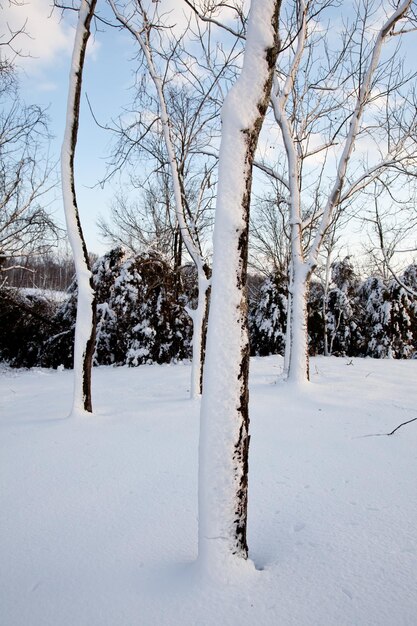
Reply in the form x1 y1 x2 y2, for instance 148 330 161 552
1 356 416 625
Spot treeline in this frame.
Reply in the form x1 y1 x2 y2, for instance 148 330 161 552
1 251 417 369
1 254 75 291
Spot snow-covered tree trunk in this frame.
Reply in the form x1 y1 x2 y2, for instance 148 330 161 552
61 0 97 415
283 261 292 376
188 270 210 398
287 263 309 383
198 0 281 571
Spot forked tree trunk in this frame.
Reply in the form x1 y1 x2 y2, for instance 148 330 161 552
198 0 281 571
274 0 412 385
61 0 97 415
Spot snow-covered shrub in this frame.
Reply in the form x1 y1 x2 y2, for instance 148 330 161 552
42 279 77 368
249 272 287 356
0 287 59 367
107 252 191 366
325 258 363 356
384 279 416 359
359 272 417 359
359 276 391 357
43 249 192 368
307 280 325 355
93 247 126 365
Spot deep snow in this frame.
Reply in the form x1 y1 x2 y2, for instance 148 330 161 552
1 356 416 625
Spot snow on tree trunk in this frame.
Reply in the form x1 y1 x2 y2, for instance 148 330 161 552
198 0 281 572
189 271 210 399
61 0 97 415
287 265 309 384
283 261 293 376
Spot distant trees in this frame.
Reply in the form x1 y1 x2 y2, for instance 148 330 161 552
2 252 75 290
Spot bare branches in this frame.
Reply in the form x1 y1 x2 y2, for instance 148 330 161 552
307 0 413 270
183 0 246 40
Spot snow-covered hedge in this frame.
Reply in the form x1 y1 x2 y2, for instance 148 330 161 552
249 259 417 359
43 248 192 369
0 287 60 367
2 252 417 368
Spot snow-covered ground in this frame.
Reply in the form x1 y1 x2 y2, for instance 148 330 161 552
1 356 416 626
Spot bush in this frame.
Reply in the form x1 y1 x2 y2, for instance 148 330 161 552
0 287 59 367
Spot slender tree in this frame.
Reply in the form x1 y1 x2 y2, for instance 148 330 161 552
107 0 229 398
198 0 281 570
61 0 97 414
270 0 415 383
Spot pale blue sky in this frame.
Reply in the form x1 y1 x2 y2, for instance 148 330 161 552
4 0 137 254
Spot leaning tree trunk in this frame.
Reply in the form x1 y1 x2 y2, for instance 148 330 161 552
61 0 97 415
198 0 281 572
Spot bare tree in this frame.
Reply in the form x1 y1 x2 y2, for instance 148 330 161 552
98 173 183 262
105 0 241 398
249 180 290 276
267 0 416 383
363 181 417 296
61 0 97 415
198 0 281 570
0 15 60 279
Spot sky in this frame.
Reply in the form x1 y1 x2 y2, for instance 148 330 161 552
2 0 417 266
3 0 142 255
2 0 246 257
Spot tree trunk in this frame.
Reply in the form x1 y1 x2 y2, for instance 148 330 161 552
287 264 309 384
198 0 281 572
189 269 210 398
283 261 293 376
61 0 97 415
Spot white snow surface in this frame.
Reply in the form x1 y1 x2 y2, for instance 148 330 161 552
1 356 416 626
